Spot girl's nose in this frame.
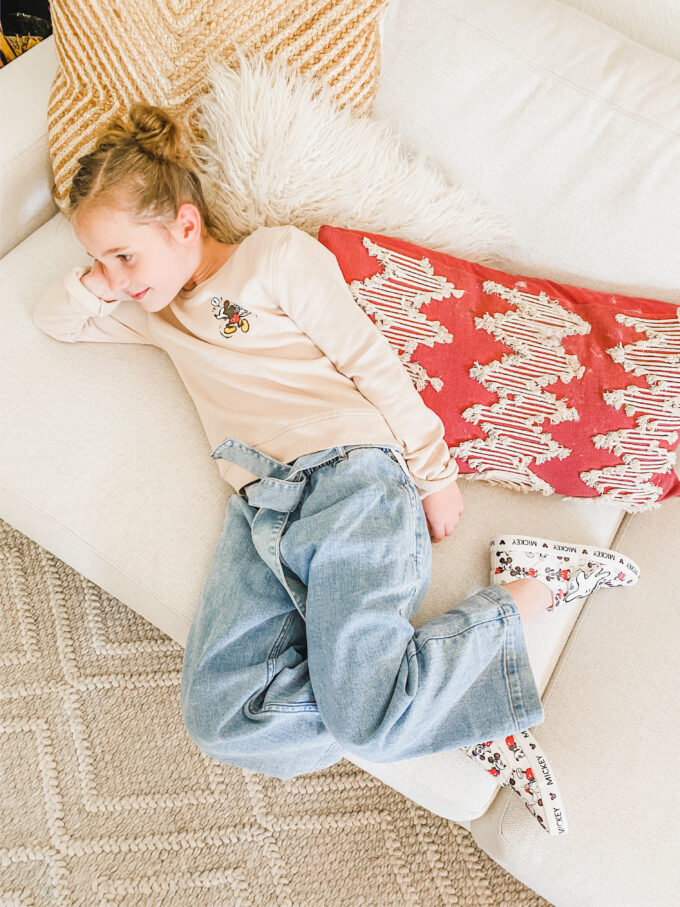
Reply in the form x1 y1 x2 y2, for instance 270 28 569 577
106 268 127 292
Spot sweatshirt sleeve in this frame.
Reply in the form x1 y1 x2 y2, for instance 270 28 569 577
274 226 458 499
32 266 155 345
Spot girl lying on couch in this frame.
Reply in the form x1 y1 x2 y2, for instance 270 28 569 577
34 102 642 836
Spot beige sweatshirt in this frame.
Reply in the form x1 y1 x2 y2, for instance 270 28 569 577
33 224 459 497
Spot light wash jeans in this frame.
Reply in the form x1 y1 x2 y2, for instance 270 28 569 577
181 437 544 779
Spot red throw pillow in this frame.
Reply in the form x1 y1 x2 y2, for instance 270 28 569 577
318 225 680 512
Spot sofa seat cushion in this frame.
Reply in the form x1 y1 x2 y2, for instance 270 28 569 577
470 500 680 905
3 211 627 821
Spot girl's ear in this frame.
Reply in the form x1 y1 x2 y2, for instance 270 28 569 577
173 202 202 245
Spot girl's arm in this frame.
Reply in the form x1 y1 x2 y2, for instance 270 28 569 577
275 226 459 500
32 266 154 345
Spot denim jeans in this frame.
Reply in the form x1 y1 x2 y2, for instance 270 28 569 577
181 437 544 780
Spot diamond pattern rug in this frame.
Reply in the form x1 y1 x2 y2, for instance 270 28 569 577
0 517 551 906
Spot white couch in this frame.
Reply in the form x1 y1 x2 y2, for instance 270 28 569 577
2 1 679 904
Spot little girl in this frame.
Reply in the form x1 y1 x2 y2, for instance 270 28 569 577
34 103 640 837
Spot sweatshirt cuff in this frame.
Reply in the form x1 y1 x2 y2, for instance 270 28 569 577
64 267 124 315
412 458 460 500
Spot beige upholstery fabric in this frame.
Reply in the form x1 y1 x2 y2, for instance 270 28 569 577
471 501 680 906
47 0 388 207
0 35 57 258
374 0 680 304
560 0 680 61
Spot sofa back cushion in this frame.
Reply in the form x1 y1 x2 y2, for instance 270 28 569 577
559 0 680 61
374 0 680 304
0 35 57 258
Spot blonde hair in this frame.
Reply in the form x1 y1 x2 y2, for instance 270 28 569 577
63 102 219 237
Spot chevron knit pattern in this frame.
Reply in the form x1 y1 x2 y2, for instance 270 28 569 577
0 517 550 906
48 0 388 207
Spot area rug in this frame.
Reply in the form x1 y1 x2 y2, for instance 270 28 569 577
0 517 551 907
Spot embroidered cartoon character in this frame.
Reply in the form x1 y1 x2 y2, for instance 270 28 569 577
211 296 250 338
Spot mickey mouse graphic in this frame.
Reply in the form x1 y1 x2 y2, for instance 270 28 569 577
494 552 531 579
467 741 509 776
502 736 542 806
211 296 250 338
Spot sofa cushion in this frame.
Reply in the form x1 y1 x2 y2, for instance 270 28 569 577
560 0 680 62
3 212 627 821
47 0 389 207
0 35 57 257
319 225 680 512
470 500 680 905
374 0 680 304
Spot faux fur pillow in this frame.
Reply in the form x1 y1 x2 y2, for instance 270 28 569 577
191 52 514 263
319 224 680 513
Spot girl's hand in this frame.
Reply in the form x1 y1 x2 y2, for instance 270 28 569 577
80 260 119 302
421 480 464 543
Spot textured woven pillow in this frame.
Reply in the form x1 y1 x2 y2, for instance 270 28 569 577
318 225 680 513
47 0 388 208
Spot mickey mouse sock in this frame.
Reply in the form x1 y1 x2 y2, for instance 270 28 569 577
463 729 568 835
490 534 640 610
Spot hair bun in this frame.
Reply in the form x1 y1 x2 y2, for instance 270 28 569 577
68 101 217 238
128 102 187 166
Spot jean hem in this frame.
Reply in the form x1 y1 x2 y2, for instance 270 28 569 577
310 741 344 773
486 584 545 731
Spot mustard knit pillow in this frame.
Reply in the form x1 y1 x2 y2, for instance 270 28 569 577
47 0 387 209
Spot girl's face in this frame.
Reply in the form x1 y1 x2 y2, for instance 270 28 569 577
71 202 202 312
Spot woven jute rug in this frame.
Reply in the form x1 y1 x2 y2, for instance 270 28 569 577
0 517 551 906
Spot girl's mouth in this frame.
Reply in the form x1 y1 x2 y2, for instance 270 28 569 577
131 288 149 300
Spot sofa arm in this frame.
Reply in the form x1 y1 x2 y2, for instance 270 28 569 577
0 35 58 258
470 501 680 906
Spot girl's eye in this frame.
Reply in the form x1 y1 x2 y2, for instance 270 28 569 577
118 254 132 263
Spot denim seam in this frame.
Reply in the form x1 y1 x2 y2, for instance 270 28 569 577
490 587 543 729
245 614 320 718
274 511 307 620
406 612 509 662
267 610 297 665
245 697 319 717
404 605 539 728
507 619 543 729
258 702 319 713
243 611 296 721
213 438 289 476
282 451 346 485
310 740 342 772
399 476 420 612
403 470 424 565
501 621 521 726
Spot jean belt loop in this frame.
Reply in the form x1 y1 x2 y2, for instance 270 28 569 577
392 448 411 479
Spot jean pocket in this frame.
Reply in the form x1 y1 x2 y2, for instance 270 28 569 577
380 447 413 484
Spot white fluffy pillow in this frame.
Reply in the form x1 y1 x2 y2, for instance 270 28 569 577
192 50 514 266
